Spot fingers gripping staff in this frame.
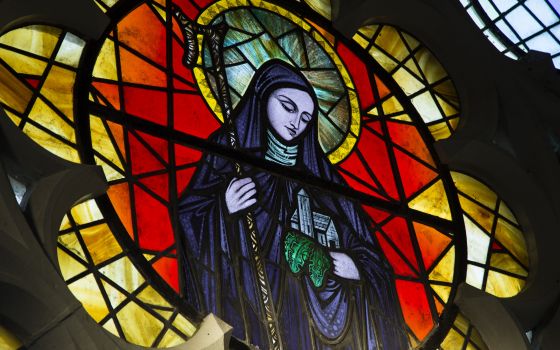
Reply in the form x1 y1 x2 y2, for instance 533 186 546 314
172 6 284 350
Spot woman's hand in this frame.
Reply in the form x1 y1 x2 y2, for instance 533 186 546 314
225 177 257 215
329 252 360 280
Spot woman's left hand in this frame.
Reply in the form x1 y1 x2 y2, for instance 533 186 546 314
329 252 360 280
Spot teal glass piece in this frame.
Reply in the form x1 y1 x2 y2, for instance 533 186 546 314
224 9 263 35
278 31 308 68
304 34 334 69
284 230 332 288
252 8 296 38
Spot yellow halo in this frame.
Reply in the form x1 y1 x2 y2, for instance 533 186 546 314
193 0 360 164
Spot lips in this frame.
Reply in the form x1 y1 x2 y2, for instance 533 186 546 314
286 126 297 137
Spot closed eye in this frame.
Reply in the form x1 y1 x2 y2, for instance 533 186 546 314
301 112 312 123
277 95 297 113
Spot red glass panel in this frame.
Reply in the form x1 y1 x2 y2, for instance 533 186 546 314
377 234 418 278
413 222 451 271
107 183 133 237
176 167 196 195
374 75 390 100
173 92 220 138
120 47 167 87
353 127 399 199
173 0 201 20
362 204 391 224
25 77 40 89
383 217 419 271
172 39 195 83
339 152 381 191
118 4 167 67
139 174 169 202
123 86 168 125
93 81 121 110
386 121 435 167
134 185 175 250
175 144 201 166
395 279 434 340
394 148 437 198
128 132 166 174
336 42 375 109
136 131 169 163
153 257 180 293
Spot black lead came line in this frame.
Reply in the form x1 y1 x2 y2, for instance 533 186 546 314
88 102 458 233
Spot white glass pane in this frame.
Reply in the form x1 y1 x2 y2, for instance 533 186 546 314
484 29 508 51
466 264 485 289
505 51 519 59
493 0 518 13
479 0 500 19
546 0 560 15
526 0 560 27
465 215 490 264
526 32 560 54
467 7 487 29
553 55 560 68
506 6 544 38
496 19 522 45
551 23 560 39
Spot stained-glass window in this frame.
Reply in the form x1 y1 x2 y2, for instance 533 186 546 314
0 325 22 350
452 171 528 298
460 0 560 68
1 0 529 349
353 24 460 141
439 312 488 350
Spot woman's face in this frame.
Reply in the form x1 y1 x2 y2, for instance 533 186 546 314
266 87 315 142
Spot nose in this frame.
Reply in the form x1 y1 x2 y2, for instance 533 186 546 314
289 113 302 130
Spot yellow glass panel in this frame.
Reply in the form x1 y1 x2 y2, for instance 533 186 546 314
58 232 88 263
93 38 118 80
81 224 123 265
485 271 524 297
459 194 494 233
427 121 452 141
450 172 497 210
429 246 455 283
0 325 22 350
414 47 446 84
55 32 85 68
454 313 470 335
0 47 48 76
68 274 109 322
57 247 88 280
28 98 75 143
95 155 125 181
158 329 184 347
353 33 369 49
368 46 399 72
464 215 490 264
403 58 422 79
367 106 379 116
136 285 171 308
0 63 33 113
152 4 167 22
440 328 464 349
90 115 124 171
117 302 165 346
156 310 174 319
22 123 80 163
374 26 409 62
101 280 128 309
402 32 420 50
498 201 518 223
490 253 528 277
172 313 197 337
102 318 119 337
392 67 424 95
0 25 61 58
70 200 103 225
40 66 76 120
101 0 121 8
435 95 459 117
431 284 451 303
411 91 443 123
381 95 404 114
4 110 21 126
59 214 71 230
304 0 332 20
392 114 413 122
466 263 485 289
470 326 489 350
494 218 529 267
409 180 452 220
358 25 378 38
99 257 145 293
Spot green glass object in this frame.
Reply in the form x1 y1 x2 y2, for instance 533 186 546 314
284 230 332 288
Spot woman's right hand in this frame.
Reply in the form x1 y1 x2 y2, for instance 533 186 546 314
225 177 258 215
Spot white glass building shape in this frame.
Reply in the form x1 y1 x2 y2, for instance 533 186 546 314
290 188 341 249
460 0 560 68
